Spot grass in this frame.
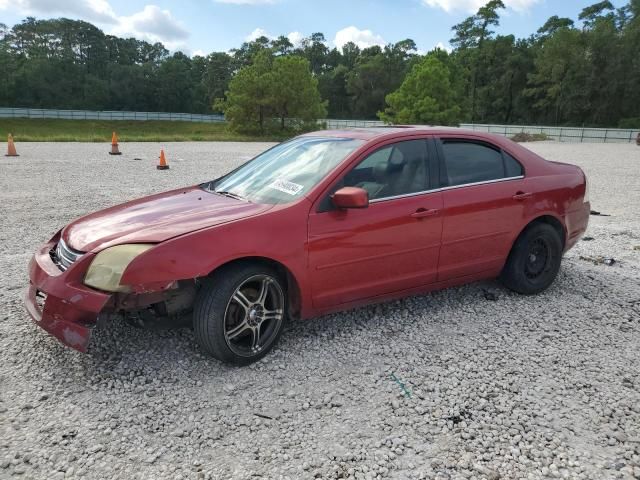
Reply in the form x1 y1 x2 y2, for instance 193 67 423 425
0 118 288 142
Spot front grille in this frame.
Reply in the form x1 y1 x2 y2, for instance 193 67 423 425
51 238 85 271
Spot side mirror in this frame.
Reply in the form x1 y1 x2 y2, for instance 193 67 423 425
332 186 369 209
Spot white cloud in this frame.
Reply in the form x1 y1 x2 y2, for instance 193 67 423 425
245 28 304 47
287 31 303 47
192 49 206 57
422 0 539 13
110 5 189 49
0 1 190 50
245 27 271 42
0 0 117 23
333 26 385 50
434 41 452 52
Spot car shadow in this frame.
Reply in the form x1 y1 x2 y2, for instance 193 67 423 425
37 265 605 384
87 278 507 370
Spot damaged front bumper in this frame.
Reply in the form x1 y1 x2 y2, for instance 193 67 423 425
25 235 111 352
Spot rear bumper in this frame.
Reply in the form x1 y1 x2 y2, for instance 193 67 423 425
25 235 111 352
564 201 590 251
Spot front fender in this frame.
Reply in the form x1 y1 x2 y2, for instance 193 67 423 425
119 202 312 313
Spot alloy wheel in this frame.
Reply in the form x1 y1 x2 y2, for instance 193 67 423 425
223 274 284 357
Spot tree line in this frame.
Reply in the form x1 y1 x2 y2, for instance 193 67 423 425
0 0 639 132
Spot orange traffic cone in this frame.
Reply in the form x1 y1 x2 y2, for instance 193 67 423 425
6 134 19 157
157 149 170 170
109 131 121 155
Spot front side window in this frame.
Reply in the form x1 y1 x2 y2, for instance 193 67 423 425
210 137 364 204
441 141 523 187
341 140 429 200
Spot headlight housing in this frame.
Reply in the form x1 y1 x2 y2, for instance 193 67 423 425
84 244 154 293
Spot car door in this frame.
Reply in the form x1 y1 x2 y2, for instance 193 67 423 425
435 137 527 281
308 138 443 309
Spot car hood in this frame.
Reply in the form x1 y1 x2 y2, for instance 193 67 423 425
63 186 271 252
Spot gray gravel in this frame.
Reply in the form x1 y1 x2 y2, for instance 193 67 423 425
1 141 639 480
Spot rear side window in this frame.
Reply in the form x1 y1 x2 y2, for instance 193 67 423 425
504 152 524 177
441 141 523 187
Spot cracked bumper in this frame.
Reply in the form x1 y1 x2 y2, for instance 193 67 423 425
25 235 111 352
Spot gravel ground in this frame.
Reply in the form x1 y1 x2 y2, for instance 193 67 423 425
0 141 639 480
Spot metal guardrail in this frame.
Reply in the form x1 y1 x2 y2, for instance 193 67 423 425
322 120 639 143
0 107 225 123
323 119 385 129
460 123 640 144
0 108 385 128
1 108 638 143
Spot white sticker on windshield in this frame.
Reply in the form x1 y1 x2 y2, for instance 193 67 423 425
269 179 304 196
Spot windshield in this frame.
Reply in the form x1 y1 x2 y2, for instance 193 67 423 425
208 136 364 204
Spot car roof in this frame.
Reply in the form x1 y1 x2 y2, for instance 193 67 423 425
302 125 488 141
301 126 547 171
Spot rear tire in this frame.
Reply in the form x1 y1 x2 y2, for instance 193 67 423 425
193 263 286 365
500 223 563 295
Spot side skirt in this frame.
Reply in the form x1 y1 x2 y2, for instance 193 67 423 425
307 268 501 319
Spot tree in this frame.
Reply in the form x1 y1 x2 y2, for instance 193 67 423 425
319 64 351 118
346 40 416 119
219 51 273 133
537 16 575 38
451 0 506 121
269 56 327 129
203 52 234 112
220 51 326 133
379 55 462 125
231 36 270 67
579 1 615 27
156 52 194 113
271 36 294 56
2 4 640 128
298 33 328 75
0 23 16 105
525 27 589 125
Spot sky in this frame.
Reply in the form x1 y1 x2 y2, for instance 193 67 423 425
0 0 629 56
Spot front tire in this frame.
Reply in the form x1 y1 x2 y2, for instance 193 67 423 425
193 263 286 365
500 223 563 295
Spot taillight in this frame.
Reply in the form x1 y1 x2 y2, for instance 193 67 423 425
583 174 590 203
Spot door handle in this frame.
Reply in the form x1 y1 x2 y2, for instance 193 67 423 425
512 192 533 201
411 208 439 219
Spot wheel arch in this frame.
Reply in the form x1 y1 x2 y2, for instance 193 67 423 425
500 214 567 294
526 215 566 248
511 214 567 255
204 256 303 321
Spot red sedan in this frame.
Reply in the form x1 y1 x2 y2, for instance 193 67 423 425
26 127 590 364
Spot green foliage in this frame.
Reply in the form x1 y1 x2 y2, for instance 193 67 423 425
345 40 417 119
269 55 327 129
220 51 326 134
1 1 640 129
537 16 575 38
379 55 462 125
618 117 640 128
0 17 228 114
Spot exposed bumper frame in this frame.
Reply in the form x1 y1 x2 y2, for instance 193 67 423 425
25 234 111 352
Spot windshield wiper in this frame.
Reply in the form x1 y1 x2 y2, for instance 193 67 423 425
214 190 248 202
